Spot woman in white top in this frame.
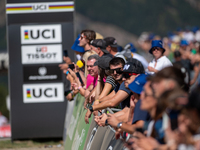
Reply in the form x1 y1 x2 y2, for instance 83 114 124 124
148 40 172 74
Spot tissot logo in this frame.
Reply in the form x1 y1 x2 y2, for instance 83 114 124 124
23 83 64 103
21 24 62 44
21 44 62 64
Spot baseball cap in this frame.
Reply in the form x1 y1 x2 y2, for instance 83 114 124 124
104 37 120 48
71 34 85 53
149 40 165 54
94 55 112 70
123 58 145 74
90 39 109 54
128 74 148 94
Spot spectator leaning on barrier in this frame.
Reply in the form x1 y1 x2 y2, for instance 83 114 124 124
104 37 126 62
107 74 149 135
85 57 125 124
86 58 145 125
85 55 114 108
74 54 99 98
148 40 173 74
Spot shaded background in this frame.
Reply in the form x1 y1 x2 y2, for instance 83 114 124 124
1 0 200 119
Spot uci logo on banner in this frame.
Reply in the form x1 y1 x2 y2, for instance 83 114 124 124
21 24 62 44
23 83 64 103
21 44 62 64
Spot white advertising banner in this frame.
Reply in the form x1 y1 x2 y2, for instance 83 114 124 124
23 83 64 103
21 24 62 44
6 1 74 14
21 44 62 64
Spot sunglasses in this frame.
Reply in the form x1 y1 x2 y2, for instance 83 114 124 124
152 47 163 51
80 34 86 40
123 73 138 79
109 68 123 74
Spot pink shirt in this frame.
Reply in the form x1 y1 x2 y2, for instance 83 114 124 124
86 74 106 89
86 74 98 89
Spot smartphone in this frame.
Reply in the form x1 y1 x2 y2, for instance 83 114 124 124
63 50 68 57
64 90 71 96
69 64 75 70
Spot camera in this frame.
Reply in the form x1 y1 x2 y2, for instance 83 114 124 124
68 64 75 70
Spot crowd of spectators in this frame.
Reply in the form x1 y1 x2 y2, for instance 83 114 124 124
59 28 200 149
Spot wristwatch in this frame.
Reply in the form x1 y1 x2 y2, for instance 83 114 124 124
89 105 94 112
105 119 109 126
117 122 123 129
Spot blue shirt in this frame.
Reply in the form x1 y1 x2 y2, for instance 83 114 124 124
132 100 150 124
114 82 132 109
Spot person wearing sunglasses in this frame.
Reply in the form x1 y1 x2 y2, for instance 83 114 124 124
85 57 125 124
148 40 172 74
85 58 145 125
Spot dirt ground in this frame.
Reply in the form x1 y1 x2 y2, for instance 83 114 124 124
0 138 64 150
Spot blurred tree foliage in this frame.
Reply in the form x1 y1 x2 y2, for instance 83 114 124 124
0 74 9 120
76 0 200 36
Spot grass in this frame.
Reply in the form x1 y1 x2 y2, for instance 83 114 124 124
0 138 63 149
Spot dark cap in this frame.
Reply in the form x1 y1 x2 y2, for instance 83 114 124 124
123 58 145 74
104 37 119 48
94 55 112 69
90 39 109 54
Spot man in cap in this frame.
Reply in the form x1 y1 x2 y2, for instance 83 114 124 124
85 58 145 124
90 39 113 58
107 74 150 135
104 37 126 62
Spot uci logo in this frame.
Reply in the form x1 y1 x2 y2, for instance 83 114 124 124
32 4 48 11
21 25 62 44
23 83 64 103
24 29 55 40
26 88 57 98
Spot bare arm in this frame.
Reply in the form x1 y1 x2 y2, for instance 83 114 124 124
98 83 113 100
113 107 130 123
99 90 116 103
120 120 144 134
93 90 129 111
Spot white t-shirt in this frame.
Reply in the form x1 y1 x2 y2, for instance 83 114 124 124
132 53 149 69
148 56 173 74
